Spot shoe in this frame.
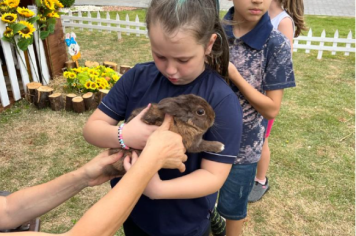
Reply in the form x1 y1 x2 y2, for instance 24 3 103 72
210 206 226 236
248 177 270 202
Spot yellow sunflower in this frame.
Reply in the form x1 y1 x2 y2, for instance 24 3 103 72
47 11 59 18
68 72 76 79
63 71 70 78
112 74 120 82
84 81 92 89
1 13 17 23
18 21 35 39
4 0 19 8
54 0 63 8
3 27 13 38
17 7 35 18
43 0 55 10
0 5 8 13
90 83 98 90
71 83 76 87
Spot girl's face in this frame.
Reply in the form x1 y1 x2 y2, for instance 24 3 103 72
233 0 272 23
149 22 215 85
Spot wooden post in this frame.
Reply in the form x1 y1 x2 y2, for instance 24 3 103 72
49 93 64 111
65 61 77 70
103 61 118 71
72 96 85 113
85 61 99 68
34 86 54 109
82 92 94 110
119 65 131 75
26 82 42 103
65 93 77 111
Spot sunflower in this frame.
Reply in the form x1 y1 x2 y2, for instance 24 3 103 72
112 74 120 82
68 72 76 79
84 81 92 89
1 13 17 23
18 21 35 39
0 5 8 13
71 83 76 87
4 0 19 8
63 71 70 78
53 0 63 8
43 0 55 10
47 11 59 18
90 83 98 90
3 26 13 38
17 7 35 18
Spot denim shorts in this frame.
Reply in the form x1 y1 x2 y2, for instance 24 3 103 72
217 162 257 220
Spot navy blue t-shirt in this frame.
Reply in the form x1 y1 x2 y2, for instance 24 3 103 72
98 62 242 236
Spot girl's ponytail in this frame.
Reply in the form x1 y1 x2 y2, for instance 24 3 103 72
283 0 308 37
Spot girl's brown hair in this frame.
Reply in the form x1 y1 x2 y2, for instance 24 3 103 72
277 0 308 37
146 0 230 80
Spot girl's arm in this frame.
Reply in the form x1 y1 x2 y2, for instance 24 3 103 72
83 106 157 149
0 151 123 230
228 62 283 120
278 17 294 52
138 159 231 199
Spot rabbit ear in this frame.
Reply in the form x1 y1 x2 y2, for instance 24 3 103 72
157 97 190 122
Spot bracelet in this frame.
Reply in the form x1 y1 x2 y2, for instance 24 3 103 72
118 123 130 150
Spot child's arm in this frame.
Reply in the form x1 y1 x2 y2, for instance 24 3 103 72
228 62 283 120
278 18 294 52
83 106 157 149
126 159 232 199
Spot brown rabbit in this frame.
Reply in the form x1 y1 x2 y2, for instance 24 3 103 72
104 94 224 176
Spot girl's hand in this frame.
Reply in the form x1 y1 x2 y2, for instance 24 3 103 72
122 104 159 149
123 151 139 172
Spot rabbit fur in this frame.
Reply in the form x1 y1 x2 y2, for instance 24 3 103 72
104 94 224 176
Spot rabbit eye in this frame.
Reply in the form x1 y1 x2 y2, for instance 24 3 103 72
196 109 205 116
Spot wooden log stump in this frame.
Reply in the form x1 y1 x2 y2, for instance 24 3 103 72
49 93 64 111
119 65 131 75
103 61 118 71
26 82 42 103
34 86 54 109
98 89 109 104
85 61 99 68
65 93 77 111
65 60 77 70
72 96 85 113
82 92 94 110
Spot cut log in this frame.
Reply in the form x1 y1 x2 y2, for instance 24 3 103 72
65 93 77 111
85 61 99 68
103 61 118 71
34 86 54 109
72 96 85 113
49 93 64 111
82 92 94 110
26 82 42 103
98 89 109 104
65 60 77 70
119 65 131 75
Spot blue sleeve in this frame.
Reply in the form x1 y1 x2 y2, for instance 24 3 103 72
263 37 296 91
202 93 242 164
98 66 136 121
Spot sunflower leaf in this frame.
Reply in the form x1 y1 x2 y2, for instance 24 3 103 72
11 23 26 34
17 38 32 51
28 16 39 24
47 18 56 25
34 0 41 7
1 36 11 42
48 22 55 34
40 31 50 40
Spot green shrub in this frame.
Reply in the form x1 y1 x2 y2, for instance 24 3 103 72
59 0 75 8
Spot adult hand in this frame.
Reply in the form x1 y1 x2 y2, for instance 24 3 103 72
143 114 187 172
122 104 159 149
80 150 124 187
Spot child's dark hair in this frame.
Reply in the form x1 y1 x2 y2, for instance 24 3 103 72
146 0 230 80
277 0 308 37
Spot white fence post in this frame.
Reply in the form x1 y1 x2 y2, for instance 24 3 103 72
14 36 30 91
78 10 83 31
345 31 352 56
317 30 326 59
135 15 140 37
88 11 92 32
106 12 111 33
126 14 130 35
69 10 73 31
305 29 312 54
97 11 101 32
331 30 339 55
116 13 122 40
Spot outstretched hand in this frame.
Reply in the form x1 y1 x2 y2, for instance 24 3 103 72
122 104 159 149
80 150 124 187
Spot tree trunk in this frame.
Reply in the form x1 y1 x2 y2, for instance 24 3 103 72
26 82 42 103
103 61 118 71
119 65 132 75
34 86 54 109
49 93 64 111
65 93 77 111
72 96 85 113
82 92 94 110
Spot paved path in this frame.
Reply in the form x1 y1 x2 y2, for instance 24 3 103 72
74 0 355 17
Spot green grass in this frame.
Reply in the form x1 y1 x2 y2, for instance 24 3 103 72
0 11 354 236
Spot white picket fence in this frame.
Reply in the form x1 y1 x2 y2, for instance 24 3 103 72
61 11 147 39
293 29 355 59
0 6 50 108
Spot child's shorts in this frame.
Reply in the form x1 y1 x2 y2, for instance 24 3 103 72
265 119 275 138
217 162 257 220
